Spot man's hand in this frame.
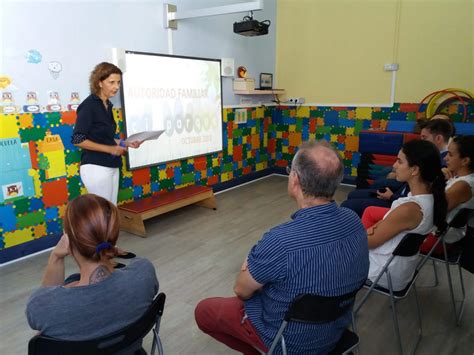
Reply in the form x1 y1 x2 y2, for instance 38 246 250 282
52 234 70 259
241 258 248 271
234 256 263 300
377 187 393 200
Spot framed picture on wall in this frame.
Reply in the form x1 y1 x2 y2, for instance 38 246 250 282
259 73 273 90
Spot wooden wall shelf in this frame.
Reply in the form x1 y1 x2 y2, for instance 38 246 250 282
233 89 285 95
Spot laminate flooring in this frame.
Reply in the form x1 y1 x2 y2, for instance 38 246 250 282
1 175 473 354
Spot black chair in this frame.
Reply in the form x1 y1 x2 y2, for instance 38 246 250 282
421 208 474 325
28 292 166 355
354 233 431 355
266 288 361 355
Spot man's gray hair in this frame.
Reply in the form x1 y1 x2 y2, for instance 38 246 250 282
292 140 344 199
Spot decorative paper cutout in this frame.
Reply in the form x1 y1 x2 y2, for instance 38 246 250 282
26 49 42 64
24 91 41 113
0 76 12 89
38 131 66 179
67 92 80 111
47 91 62 112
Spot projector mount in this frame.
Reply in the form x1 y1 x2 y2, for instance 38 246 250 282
164 1 269 36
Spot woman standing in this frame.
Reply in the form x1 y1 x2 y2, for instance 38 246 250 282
72 62 140 204
72 62 139 259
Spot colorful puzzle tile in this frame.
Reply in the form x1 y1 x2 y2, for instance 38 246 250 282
132 168 151 185
66 163 79 177
32 223 47 239
16 210 45 228
18 113 34 129
4 228 34 248
42 178 68 207
0 114 20 138
61 111 77 125
46 220 62 235
0 204 16 232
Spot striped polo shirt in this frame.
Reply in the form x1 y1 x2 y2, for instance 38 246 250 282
245 202 369 354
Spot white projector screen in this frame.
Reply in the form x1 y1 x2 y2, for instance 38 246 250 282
121 51 223 170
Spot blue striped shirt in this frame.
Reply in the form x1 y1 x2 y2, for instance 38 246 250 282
245 202 369 354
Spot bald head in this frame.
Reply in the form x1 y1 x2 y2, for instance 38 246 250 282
292 140 343 199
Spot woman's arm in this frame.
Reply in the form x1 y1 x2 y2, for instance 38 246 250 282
445 180 472 212
41 234 70 286
367 202 423 249
75 139 127 156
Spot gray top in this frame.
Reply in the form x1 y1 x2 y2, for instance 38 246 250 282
26 258 159 342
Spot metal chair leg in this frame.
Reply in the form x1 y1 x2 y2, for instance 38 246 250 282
151 328 163 355
456 265 466 325
433 260 439 286
443 243 459 326
387 274 403 355
413 285 422 353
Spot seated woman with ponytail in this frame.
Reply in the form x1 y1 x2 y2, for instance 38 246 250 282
364 140 447 291
420 135 474 255
26 194 158 349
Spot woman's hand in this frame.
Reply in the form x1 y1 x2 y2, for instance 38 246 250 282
126 140 142 149
442 167 454 180
52 234 70 259
110 145 127 156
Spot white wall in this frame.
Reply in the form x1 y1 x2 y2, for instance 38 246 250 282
1 0 276 107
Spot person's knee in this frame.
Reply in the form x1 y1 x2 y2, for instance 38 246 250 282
195 298 218 332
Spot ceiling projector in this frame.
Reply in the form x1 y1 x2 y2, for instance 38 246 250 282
233 18 270 37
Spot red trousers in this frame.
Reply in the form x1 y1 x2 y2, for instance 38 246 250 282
361 206 390 229
195 297 268 355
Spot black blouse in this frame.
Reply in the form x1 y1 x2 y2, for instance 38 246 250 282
72 94 121 168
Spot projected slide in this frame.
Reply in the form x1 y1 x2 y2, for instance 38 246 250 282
121 51 223 170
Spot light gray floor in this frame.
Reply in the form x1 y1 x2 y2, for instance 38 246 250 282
1 175 473 354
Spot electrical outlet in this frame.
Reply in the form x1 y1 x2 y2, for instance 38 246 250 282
384 63 399 71
285 97 305 104
235 108 247 124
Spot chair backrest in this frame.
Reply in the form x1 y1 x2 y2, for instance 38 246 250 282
449 208 472 229
285 288 360 323
393 233 427 257
28 292 166 355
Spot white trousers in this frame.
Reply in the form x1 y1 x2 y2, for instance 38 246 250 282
80 164 119 205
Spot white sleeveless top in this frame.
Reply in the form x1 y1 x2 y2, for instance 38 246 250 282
445 173 474 243
368 193 434 291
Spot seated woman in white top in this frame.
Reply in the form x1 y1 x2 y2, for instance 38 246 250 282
420 135 474 254
365 140 447 291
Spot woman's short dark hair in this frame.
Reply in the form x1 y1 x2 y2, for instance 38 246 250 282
453 135 474 171
401 140 447 230
89 62 122 96
64 194 120 260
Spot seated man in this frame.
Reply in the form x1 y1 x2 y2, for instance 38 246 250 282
341 118 454 217
372 113 453 189
195 140 369 354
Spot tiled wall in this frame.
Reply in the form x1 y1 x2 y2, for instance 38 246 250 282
0 103 470 259
0 107 272 253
